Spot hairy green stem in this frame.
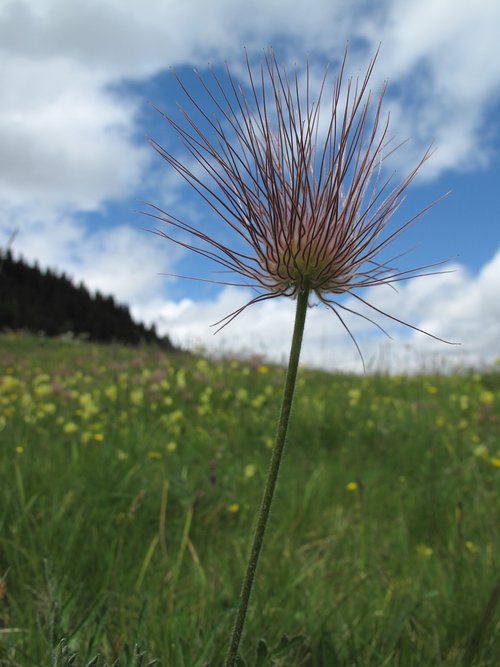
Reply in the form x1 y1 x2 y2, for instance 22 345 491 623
225 286 310 666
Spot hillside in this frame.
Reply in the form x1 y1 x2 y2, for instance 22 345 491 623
0 250 174 349
0 335 498 665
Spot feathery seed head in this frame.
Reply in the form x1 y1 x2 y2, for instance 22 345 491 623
147 48 449 347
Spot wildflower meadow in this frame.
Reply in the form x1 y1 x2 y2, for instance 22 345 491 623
0 333 499 665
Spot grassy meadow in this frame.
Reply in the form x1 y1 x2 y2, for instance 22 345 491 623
0 333 498 666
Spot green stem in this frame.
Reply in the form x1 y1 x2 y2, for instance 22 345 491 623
225 286 310 666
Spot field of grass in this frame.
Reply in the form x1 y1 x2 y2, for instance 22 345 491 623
0 333 498 666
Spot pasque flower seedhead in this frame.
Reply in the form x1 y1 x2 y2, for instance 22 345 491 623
147 48 448 352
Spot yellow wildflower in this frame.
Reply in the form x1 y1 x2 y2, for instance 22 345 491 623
196 359 209 373
473 444 489 458
105 385 118 401
416 544 433 557
1 376 20 392
201 387 213 402
166 441 177 452
236 388 248 402
79 393 98 419
63 421 78 434
264 436 274 449
257 365 269 374
130 388 144 406
348 388 361 406
251 394 266 409
34 373 50 385
147 451 163 460
34 384 52 398
480 390 494 405
346 481 358 492
465 541 479 554
176 370 187 389
94 433 104 442
490 457 500 468
227 503 240 513
168 409 183 424
15 446 24 455
244 464 257 478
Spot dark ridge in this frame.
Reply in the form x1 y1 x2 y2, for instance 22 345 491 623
0 249 175 350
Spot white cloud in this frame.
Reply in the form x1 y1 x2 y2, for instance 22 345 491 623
1 0 498 213
0 55 148 213
1 209 179 305
133 249 500 374
1 0 499 217
0 0 353 76
362 0 500 177
72 225 183 304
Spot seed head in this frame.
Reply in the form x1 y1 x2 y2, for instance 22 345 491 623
146 48 450 359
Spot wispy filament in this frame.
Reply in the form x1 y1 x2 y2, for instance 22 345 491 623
146 48 451 358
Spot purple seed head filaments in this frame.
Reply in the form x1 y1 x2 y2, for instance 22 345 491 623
147 48 449 358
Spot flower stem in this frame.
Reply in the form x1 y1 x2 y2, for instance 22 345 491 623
225 286 310 666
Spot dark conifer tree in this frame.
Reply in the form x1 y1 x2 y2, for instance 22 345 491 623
0 250 175 349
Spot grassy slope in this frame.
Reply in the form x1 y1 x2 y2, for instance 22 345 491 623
0 334 498 666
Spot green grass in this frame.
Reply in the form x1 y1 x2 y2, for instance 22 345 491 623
0 333 499 666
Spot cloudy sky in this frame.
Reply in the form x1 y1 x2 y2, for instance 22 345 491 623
1 0 499 373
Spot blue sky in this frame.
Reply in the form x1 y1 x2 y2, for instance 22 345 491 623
1 0 499 372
